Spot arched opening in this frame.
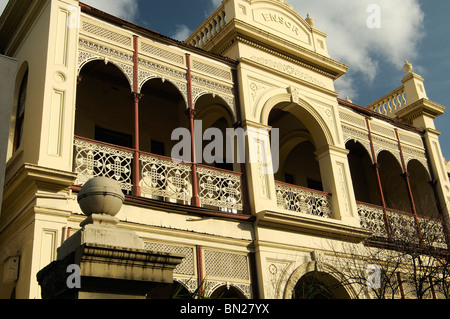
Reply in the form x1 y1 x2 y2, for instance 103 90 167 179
292 270 350 299
407 160 439 219
209 285 246 299
346 140 381 206
9 64 29 156
378 151 411 213
139 78 188 157
195 94 238 171
195 94 244 213
75 60 133 146
269 106 323 191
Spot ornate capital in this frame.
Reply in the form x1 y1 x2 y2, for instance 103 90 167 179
185 108 197 119
132 92 143 101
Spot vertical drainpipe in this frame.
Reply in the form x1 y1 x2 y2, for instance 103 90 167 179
366 118 393 242
395 128 424 248
185 53 200 207
132 35 141 197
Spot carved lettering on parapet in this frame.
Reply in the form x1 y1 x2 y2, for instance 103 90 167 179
249 56 326 88
260 12 300 36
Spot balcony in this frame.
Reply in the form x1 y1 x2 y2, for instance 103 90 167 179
275 181 333 219
357 201 448 250
73 137 244 214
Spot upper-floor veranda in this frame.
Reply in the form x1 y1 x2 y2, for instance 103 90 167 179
3 0 450 253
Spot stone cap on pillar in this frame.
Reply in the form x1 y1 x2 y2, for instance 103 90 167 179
37 177 185 299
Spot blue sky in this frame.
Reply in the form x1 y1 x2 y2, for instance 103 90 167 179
1 0 449 159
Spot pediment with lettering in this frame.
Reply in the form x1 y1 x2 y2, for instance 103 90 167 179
252 6 312 48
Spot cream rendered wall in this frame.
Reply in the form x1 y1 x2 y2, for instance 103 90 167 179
1 0 80 299
0 55 17 217
212 0 365 299
5 0 79 175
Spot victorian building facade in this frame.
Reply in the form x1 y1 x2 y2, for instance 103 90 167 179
1 0 449 299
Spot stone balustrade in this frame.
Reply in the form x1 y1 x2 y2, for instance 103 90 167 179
187 6 227 48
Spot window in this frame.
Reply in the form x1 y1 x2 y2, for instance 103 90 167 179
151 140 165 156
215 159 233 171
95 126 132 148
13 70 28 152
285 173 295 185
307 178 323 192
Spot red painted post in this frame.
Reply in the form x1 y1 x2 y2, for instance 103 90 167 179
132 35 141 197
196 245 204 297
366 118 393 241
395 129 424 247
186 54 200 207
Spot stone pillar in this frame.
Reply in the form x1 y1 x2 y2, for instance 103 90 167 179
423 129 450 237
316 145 360 227
243 120 279 215
37 177 184 299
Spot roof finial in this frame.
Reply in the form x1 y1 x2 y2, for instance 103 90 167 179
306 13 315 27
403 59 413 73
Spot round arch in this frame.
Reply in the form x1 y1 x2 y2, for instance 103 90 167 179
277 130 314 178
75 60 135 146
208 284 248 299
407 159 439 218
140 76 188 108
78 58 133 92
259 88 334 150
195 99 235 129
378 150 411 213
346 140 381 206
283 261 357 299
139 77 188 155
195 93 237 125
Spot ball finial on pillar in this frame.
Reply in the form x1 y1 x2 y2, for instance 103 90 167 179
77 177 125 217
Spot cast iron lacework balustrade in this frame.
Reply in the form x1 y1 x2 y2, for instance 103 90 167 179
357 201 448 249
197 166 243 212
418 216 448 249
73 138 244 213
357 202 388 238
74 138 134 193
275 181 332 218
140 153 192 203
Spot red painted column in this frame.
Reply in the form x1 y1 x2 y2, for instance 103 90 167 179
395 129 424 247
132 35 141 197
196 245 204 297
186 54 200 207
366 119 393 241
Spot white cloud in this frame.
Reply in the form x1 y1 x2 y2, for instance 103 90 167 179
82 0 139 22
0 0 8 16
171 24 193 42
206 0 425 101
288 0 425 99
